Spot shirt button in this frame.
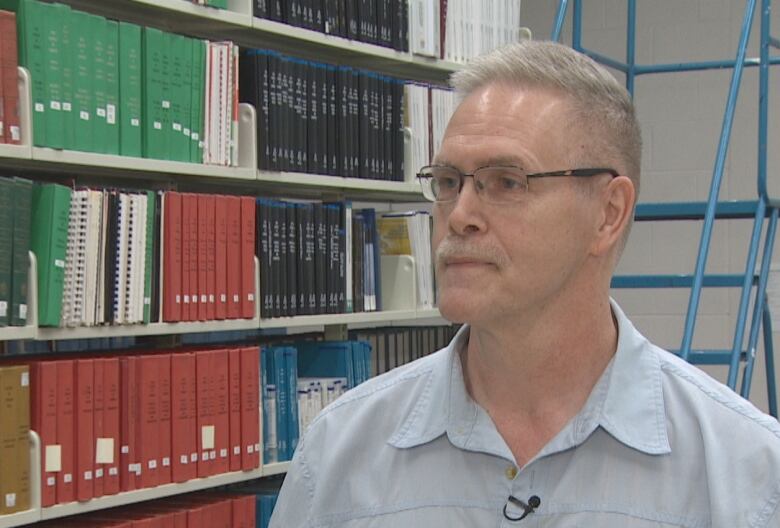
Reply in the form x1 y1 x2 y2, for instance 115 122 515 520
505 466 518 480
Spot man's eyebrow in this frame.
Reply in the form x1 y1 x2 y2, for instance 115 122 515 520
431 156 526 168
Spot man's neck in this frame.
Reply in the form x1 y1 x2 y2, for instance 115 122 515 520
460 293 618 466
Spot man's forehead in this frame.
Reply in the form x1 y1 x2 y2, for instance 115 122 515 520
432 154 528 168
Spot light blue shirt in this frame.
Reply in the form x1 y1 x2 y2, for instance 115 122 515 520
270 302 780 527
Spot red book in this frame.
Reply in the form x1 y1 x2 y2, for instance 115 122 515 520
228 349 242 472
181 193 192 321
171 353 197 483
163 192 182 322
196 350 214 478
157 354 172 485
197 194 209 321
213 349 230 475
0 12 20 145
206 194 217 321
137 355 160 489
31 361 57 507
240 196 256 319
56 360 75 504
240 347 260 470
226 196 241 319
75 359 95 502
232 495 256 528
119 357 138 492
188 194 199 321
214 195 228 320
102 358 121 495
93 359 105 498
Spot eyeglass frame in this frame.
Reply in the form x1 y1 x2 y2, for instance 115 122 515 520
416 165 620 203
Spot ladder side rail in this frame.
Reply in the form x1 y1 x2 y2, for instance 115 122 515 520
679 0 759 361
551 0 570 41
762 298 778 417
758 0 771 199
740 207 778 397
572 0 583 50
626 0 637 96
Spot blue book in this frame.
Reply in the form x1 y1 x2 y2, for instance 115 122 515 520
273 346 289 461
296 341 354 388
284 346 300 456
260 347 277 464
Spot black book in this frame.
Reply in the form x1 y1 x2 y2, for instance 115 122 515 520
268 53 280 170
391 79 404 181
383 76 394 180
352 212 364 313
257 198 273 317
294 202 306 315
327 65 339 176
358 72 371 179
303 203 317 314
307 63 319 174
286 201 298 316
400 0 409 52
255 0 269 18
338 67 350 177
345 0 358 40
370 73 381 179
313 202 328 314
319 64 331 175
283 58 295 172
326 203 339 313
272 0 284 21
350 69 361 177
150 191 162 323
337 203 347 312
271 199 282 317
301 60 310 173
278 201 289 316
323 0 334 34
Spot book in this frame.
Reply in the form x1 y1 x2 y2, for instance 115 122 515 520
0 365 30 515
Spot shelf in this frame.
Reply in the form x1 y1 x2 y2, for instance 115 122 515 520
36 317 259 341
261 462 290 477
0 143 31 162
0 510 38 528
260 308 443 331
255 170 424 201
40 467 265 521
0 325 36 341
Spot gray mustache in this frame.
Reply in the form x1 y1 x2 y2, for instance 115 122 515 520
435 239 505 266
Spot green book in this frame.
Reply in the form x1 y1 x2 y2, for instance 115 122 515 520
142 27 167 159
160 30 173 161
70 9 93 152
191 39 206 164
10 178 33 326
31 183 71 326
104 19 119 154
0 178 13 327
56 3 75 150
180 36 194 163
42 1 64 148
143 190 155 323
91 13 108 154
169 33 187 162
14 0 47 146
118 21 142 157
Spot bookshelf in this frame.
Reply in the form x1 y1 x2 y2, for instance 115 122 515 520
0 0 500 524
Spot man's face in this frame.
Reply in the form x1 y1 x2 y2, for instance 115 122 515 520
431 83 606 326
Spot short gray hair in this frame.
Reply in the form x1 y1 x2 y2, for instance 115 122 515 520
450 40 642 196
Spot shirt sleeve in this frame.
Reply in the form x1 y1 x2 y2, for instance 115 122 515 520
268 436 316 528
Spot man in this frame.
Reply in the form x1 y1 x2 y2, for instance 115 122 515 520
270 41 780 527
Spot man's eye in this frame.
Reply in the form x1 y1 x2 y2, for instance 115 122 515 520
498 176 525 190
436 176 459 189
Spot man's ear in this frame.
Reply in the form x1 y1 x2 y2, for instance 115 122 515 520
590 175 636 257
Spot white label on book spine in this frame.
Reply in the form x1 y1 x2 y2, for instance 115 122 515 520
121 445 129 454
47 477 56 486
96 438 114 464
192 295 198 304
20 372 29 387
97 108 106 118
144 297 151 305
233 446 241 455
10 127 19 141
64 473 73 483
201 295 207 303
19 304 27 319
247 445 254 454
95 468 104 478
5 493 15 507
55 259 65 268
176 294 181 304
173 122 182 132
107 104 116 124
63 102 72 112
85 470 93 480
35 102 44 112
233 294 239 303
50 100 61 110
191 453 198 463
162 100 171 109
163 457 170 467
210 451 216 460
220 294 226 302
0 301 6 317
184 295 190 304
149 459 157 469
248 293 255 301
180 455 188 464
184 128 191 137
209 294 215 303
80 111 90 121
131 118 140 127
202 425 215 449
191 132 199 141
109 467 118 476
154 121 162 130
45 445 62 472
220 448 228 458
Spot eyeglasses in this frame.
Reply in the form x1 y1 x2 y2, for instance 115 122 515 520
416 165 619 204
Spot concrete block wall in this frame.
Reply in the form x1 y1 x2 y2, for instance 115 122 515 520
519 0 780 413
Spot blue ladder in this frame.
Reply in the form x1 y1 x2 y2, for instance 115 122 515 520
552 0 780 417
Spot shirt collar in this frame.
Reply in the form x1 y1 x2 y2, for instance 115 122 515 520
389 300 671 458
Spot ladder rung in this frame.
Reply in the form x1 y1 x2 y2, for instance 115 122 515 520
611 274 755 288
669 349 747 365
634 200 760 221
